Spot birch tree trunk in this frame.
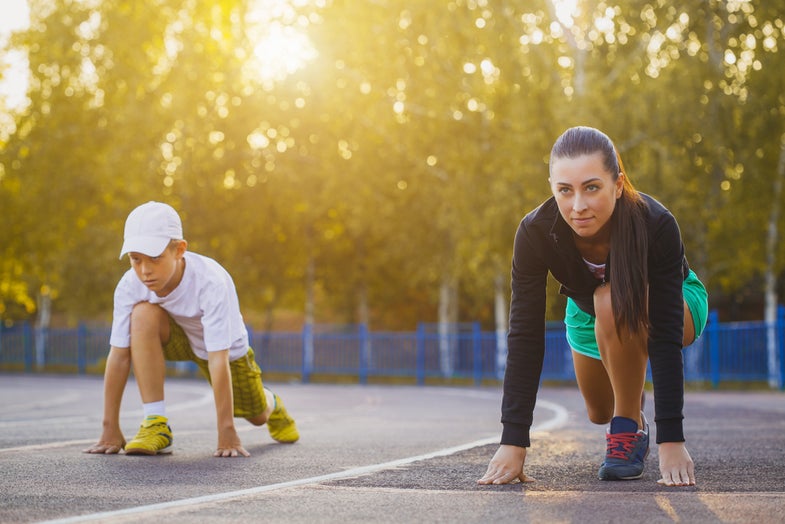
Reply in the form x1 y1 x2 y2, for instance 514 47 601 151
304 255 315 373
494 272 509 380
357 281 371 372
765 135 785 388
438 275 458 377
35 289 51 369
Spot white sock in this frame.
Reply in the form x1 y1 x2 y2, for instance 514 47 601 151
143 400 166 418
264 388 277 411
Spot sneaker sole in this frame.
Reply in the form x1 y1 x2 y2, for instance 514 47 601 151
271 434 299 444
598 469 644 481
599 447 649 480
269 423 299 443
125 445 173 456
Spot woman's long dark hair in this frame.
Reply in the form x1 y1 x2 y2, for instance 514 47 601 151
550 126 650 339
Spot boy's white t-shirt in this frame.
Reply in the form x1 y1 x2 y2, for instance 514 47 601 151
110 251 249 361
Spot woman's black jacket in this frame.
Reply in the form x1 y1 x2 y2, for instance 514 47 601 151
501 193 691 447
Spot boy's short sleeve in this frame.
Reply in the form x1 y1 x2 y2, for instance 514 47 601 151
199 282 236 352
109 271 142 348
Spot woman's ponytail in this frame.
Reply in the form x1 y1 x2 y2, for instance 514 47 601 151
609 157 649 339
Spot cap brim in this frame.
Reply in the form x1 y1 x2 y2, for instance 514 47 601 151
119 236 171 259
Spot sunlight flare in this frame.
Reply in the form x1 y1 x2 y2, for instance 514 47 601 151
244 0 319 84
551 0 579 28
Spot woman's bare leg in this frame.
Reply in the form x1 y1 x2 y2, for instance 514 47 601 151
572 351 614 425
683 301 696 347
593 283 648 428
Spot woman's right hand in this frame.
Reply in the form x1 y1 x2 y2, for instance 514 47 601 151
477 444 535 485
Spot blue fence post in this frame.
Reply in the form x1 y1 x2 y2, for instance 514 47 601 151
708 310 720 389
358 323 369 385
302 323 313 384
778 305 785 391
472 322 482 386
416 323 425 385
23 322 33 372
77 323 87 374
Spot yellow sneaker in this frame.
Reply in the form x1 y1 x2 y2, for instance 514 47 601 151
267 394 299 443
125 415 173 455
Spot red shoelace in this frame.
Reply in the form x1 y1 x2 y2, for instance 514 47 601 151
606 432 640 459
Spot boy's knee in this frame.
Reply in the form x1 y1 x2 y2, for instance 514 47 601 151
131 302 168 325
246 413 269 426
130 302 169 340
132 301 160 316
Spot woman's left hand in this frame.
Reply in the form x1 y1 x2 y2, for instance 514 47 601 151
657 441 695 486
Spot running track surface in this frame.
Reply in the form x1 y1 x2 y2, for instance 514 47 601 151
1 374 784 523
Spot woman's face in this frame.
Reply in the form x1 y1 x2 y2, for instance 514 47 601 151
549 152 624 241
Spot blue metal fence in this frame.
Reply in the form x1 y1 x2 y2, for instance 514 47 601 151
1 306 784 389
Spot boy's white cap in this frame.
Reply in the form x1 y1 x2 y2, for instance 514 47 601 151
120 201 183 259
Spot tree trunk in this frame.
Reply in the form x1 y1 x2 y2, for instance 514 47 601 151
494 272 508 380
357 280 371 371
357 280 370 327
35 289 51 369
765 135 785 388
438 275 458 377
304 255 315 373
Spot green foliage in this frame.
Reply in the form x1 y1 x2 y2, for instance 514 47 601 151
1 0 784 327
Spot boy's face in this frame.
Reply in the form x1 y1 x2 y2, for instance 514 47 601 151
128 241 187 297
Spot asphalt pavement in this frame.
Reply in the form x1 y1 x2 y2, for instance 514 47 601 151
1 374 784 523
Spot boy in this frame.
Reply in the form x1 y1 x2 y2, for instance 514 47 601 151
85 201 298 457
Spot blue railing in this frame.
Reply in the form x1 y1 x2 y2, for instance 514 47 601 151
1 307 784 389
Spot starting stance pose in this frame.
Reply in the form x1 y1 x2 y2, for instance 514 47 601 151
85 201 299 457
479 127 707 486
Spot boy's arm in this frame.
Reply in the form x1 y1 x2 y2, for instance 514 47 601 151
207 349 249 457
84 346 131 454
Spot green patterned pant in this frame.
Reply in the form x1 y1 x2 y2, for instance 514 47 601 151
163 316 268 418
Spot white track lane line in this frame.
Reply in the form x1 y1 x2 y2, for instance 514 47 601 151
0 392 215 450
37 399 569 524
2 392 83 415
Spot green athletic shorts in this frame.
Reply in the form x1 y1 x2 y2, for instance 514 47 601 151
565 269 708 360
163 317 268 418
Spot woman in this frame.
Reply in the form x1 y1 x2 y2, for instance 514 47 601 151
478 126 708 486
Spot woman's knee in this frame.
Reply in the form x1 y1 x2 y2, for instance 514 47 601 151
585 404 613 425
573 351 614 424
593 284 616 336
682 301 696 347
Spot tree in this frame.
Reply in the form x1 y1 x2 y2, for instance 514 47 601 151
2 0 784 337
